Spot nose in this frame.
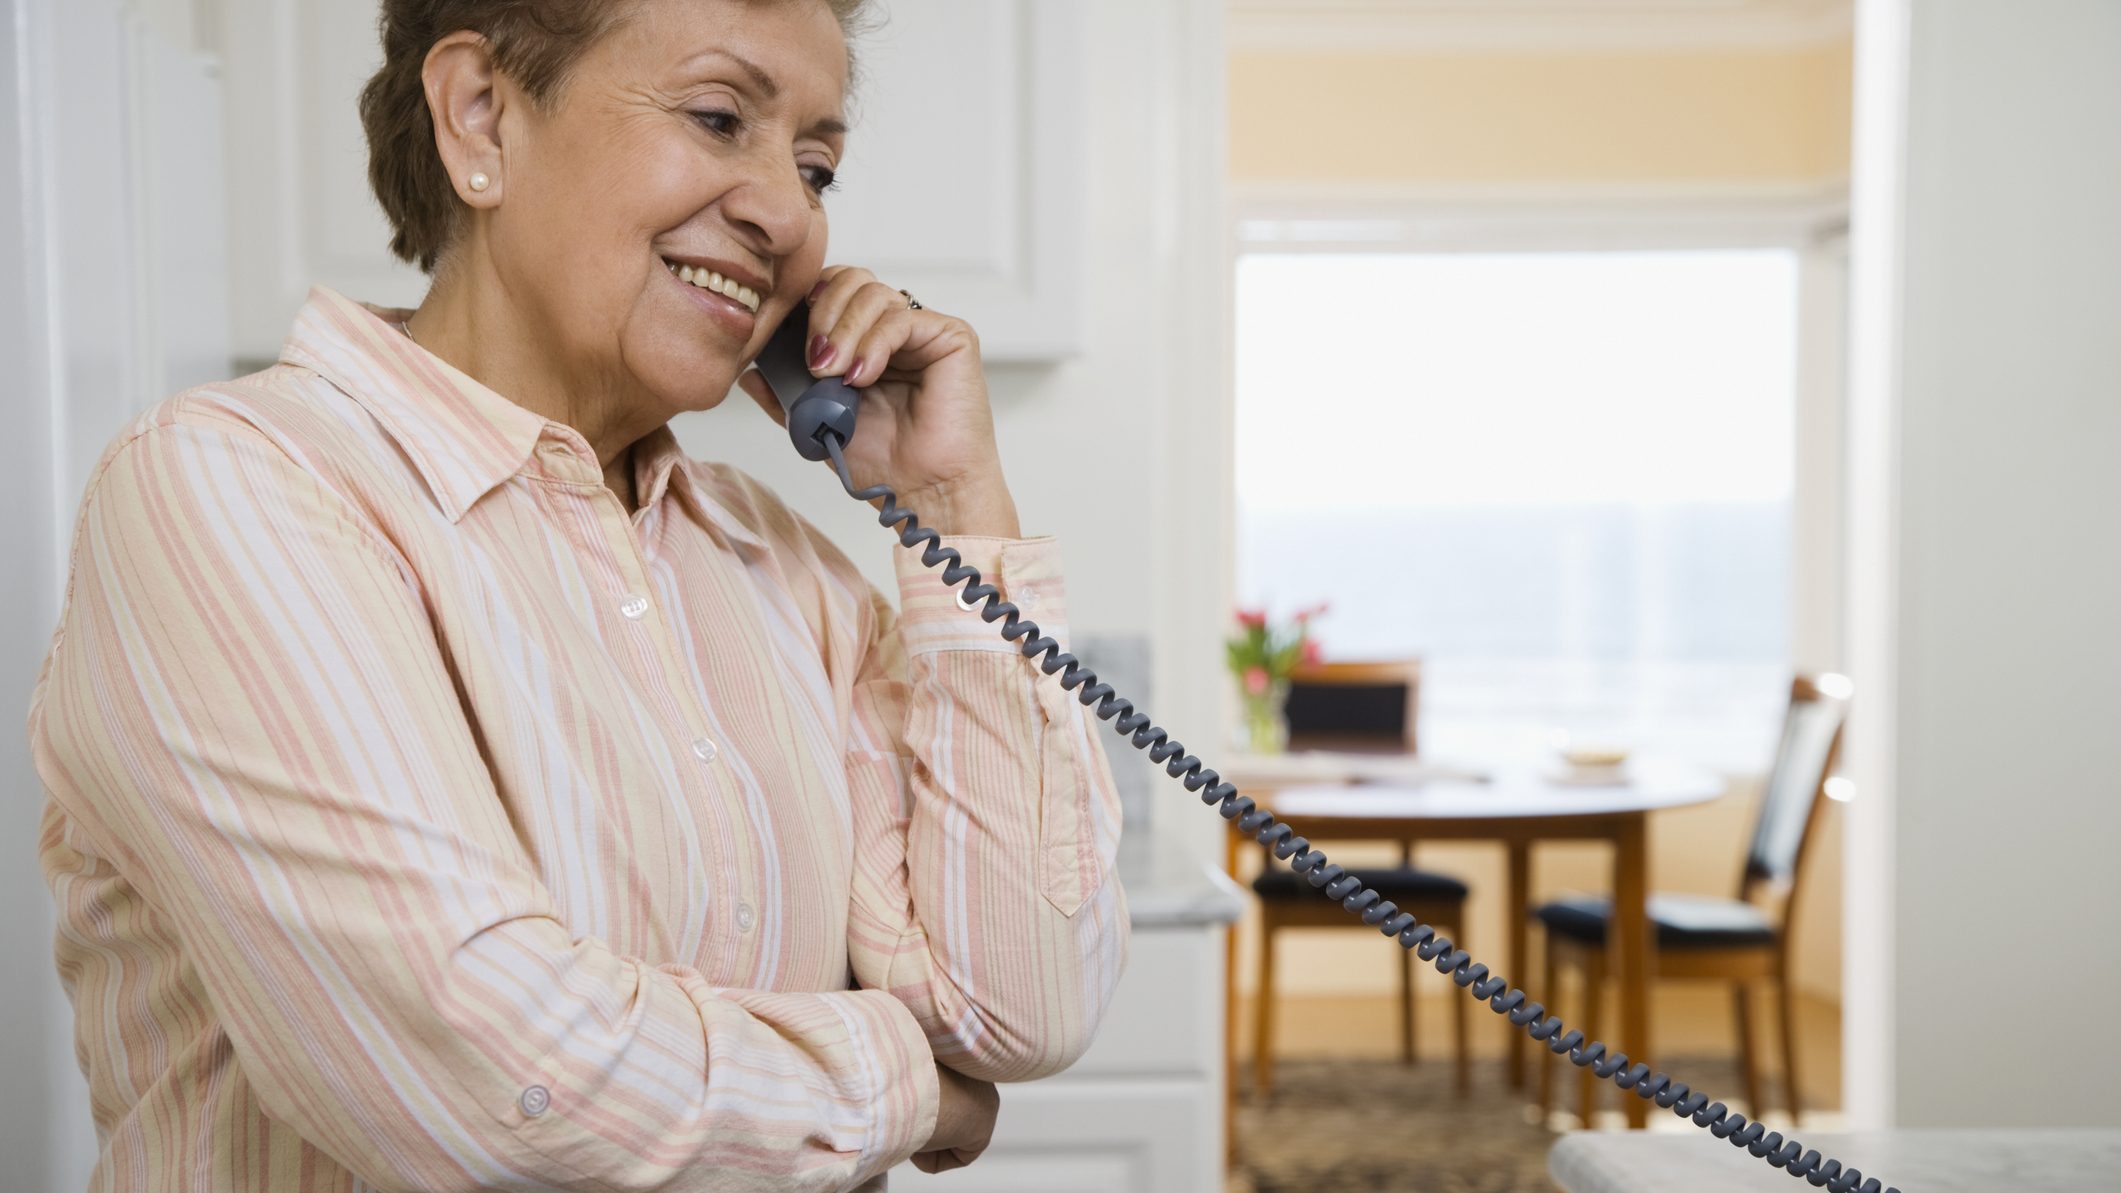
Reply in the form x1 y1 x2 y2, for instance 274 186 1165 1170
719 146 817 268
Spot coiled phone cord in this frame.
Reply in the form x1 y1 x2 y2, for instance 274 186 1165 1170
822 434 1899 1193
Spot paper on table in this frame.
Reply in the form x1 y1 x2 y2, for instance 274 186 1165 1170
1220 750 1492 788
1542 764 1633 788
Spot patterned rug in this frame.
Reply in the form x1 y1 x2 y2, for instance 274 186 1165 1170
1231 1055 1751 1193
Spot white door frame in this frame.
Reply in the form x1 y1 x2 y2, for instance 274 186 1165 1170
3 0 227 1183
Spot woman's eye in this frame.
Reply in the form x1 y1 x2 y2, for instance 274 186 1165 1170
801 165 840 195
691 109 740 137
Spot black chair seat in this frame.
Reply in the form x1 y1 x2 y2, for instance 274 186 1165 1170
1253 865 1468 902
1534 893 1776 950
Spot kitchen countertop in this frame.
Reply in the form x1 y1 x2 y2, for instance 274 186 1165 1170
1115 829 1245 928
1550 1127 2121 1192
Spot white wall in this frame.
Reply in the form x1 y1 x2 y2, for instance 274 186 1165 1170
4 0 228 1184
1846 0 2121 1127
1 9 68 1188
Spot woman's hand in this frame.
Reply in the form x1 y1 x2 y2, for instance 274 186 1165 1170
913 1062 998 1174
740 266 1021 538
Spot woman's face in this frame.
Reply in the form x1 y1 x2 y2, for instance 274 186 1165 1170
482 0 848 418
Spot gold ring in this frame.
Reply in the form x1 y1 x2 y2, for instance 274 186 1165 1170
899 289 923 311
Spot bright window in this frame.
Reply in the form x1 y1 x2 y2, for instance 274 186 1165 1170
1234 250 1800 762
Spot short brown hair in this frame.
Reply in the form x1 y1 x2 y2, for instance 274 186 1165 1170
359 0 869 273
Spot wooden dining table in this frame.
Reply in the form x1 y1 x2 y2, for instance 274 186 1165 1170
1222 754 1727 1129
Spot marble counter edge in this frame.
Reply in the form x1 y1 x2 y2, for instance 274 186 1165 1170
1116 828 1246 928
1549 1127 2121 1192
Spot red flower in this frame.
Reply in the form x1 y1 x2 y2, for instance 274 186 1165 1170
1236 608 1268 630
1300 637 1324 667
1294 601 1331 625
1243 665 1269 695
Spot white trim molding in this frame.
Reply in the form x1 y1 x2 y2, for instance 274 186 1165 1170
1229 0 1855 54
1234 181 1851 253
1839 0 1908 1132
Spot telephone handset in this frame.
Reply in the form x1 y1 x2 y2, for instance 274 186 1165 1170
758 306 860 461
750 307 1899 1193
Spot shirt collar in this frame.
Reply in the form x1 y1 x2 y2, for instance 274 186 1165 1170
280 286 546 523
278 287 768 554
630 425 769 554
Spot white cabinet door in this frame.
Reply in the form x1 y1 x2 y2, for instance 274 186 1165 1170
891 924 1228 1193
824 0 1086 359
888 1079 1220 1193
218 0 1086 363
219 0 427 362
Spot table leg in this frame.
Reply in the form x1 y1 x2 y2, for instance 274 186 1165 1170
1613 814 1652 1129
1505 839 1531 1089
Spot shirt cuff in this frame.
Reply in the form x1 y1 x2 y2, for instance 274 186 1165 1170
892 535 1071 656
835 989 941 1182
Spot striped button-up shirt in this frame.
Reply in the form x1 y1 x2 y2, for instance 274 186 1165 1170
30 286 1128 1191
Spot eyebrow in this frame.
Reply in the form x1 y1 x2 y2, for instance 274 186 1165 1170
699 49 849 137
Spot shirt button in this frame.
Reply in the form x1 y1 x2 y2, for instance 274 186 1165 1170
691 737 718 763
735 903 755 933
520 1085 550 1117
1015 585 1038 609
956 588 983 612
619 594 650 620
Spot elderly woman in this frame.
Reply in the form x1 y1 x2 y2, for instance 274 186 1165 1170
29 0 1128 1188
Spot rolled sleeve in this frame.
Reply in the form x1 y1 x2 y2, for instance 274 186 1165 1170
846 532 1128 1084
890 535 1071 656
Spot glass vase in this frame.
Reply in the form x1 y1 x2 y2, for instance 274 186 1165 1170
1240 679 1291 754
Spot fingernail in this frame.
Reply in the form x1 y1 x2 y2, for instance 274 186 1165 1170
844 357 865 386
808 335 833 369
809 279 828 301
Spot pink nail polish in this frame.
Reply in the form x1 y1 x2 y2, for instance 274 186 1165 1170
809 279 829 301
808 335 833 369
844 358 865 386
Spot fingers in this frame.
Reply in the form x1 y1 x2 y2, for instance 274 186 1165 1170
805 268 972 388
842 307 920 388
803 264 872 337
809 275 903 382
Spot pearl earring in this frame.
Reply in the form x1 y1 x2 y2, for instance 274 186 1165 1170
469 172 490 193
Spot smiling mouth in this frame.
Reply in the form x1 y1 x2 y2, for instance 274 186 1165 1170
663 258 762 314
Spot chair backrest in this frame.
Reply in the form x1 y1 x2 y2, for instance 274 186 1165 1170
1284 659 1421 754
1741 673 1852 913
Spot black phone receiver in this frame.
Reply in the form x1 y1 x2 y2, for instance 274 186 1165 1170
756 308 860 461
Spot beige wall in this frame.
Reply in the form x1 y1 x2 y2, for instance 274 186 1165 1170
1233 42 1851 188
1228 38 1854 1015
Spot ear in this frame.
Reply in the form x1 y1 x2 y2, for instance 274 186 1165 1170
422 31 509 208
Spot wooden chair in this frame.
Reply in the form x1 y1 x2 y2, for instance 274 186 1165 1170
1532 673 1852 1127
1282 658 1422 756
1250 657 1471 1097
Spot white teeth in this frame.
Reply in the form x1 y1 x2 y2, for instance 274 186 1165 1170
665 259 762 313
